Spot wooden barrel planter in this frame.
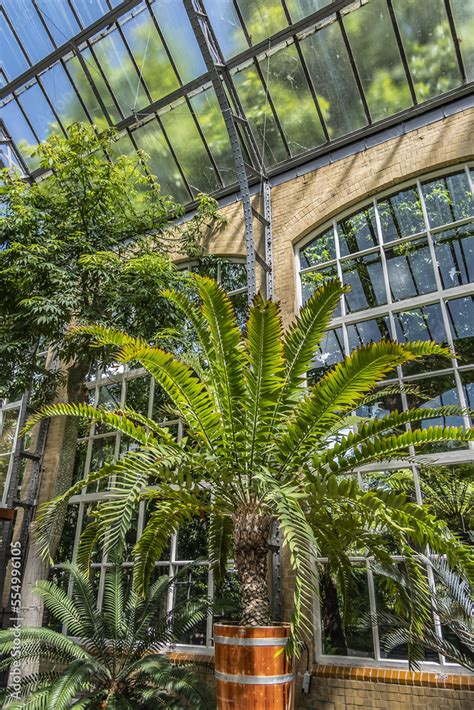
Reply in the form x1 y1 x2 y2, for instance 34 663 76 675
214 623 294 709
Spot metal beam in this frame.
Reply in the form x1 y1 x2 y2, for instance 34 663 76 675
183 0 261 302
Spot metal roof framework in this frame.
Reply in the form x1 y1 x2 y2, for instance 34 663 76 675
1 0 473 299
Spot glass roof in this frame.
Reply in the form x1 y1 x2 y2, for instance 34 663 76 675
1 0 473 202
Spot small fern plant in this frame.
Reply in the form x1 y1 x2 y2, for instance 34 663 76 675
0 564 212 709
28 277 473 652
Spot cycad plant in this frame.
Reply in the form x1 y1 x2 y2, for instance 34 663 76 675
29 277 473 647
0 563 212 709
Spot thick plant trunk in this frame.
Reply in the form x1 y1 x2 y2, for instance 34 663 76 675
16 360 89 678
233 506 272 626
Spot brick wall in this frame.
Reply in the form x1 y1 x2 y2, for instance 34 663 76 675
296 675 472 710
169 653 473 709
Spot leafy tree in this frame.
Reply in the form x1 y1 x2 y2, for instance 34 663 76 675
28 278 473 652
0 122 222 405
0 122 222 634
0 563 212 709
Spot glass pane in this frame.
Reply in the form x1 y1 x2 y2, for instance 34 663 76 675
300 21 366 139
357 385 403 419
418 462 473 540
75 46 122 124
174 565 208 645
446 296 474 363
422 171 474 228
0 455 11 499
89 435 115 471
3 0 53 64
160 100 221 194
320 564 374 658
393 303 449 375
151 0 206 82
0 409 19 455
219 260 248 292
461 370 473 418
0 98 40 169
71 0 110 27
72 439 88 483
0 14 29 80
373 568 409 660
56 505 79 562
300 227 336 268
377 186 425 242
39 62 89 128
17 83 62 141
451 0 474 82
301 265 341 315
385 237 436 301
338 206 378 256
434 224 474 289
393 0 461 101
347 316 391 352
109 131 137 159
344 0 411 121
236 0 287 44
233 64 288 166
132 118 189 202
308 327 344 382
35 0 80 45
98 382 122 410
260 44 324 155
342 252 387 313
124 375 150 415
203 0 248 58
92 29 149 116
393 303 446 344
405 373 465 452
190 88 236 186
120 8 180 101
177 518 208 560
286 0 331 22
230 290 249 329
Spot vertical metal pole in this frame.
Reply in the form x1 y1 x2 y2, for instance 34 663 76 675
263 179 274 300
182 0 259 302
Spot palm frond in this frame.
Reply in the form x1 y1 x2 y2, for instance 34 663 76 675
193 275 246 453
276 340 423 474
282 279 346 396
74 324 221 447
318 426 473 477
102 562 125 639
132 492 203 595
23 402 159 446
32 579 85 636
245 294 285 469
316 405 468 465
48 659 98 710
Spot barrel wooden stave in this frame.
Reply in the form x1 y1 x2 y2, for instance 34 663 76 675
214 623 293 710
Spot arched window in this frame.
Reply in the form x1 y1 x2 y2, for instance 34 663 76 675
296 164 473 668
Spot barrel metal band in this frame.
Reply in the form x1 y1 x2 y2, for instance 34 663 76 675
215 671 294 685
214 635 288 647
